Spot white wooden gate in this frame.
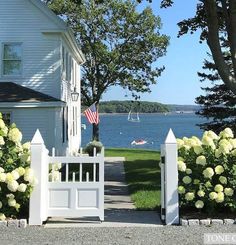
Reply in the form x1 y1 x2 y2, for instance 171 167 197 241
29 130 104 225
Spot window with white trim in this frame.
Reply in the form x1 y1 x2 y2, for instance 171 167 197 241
2 43 22 76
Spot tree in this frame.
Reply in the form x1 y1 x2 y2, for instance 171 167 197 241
196 52 236 134
46 0 169 140
139 0 236 96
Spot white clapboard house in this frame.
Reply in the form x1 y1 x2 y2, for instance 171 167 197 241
0 0 85 154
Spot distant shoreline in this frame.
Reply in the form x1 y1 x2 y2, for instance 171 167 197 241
82 111 196 116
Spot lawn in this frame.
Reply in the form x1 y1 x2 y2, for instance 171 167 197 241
105 148 161 210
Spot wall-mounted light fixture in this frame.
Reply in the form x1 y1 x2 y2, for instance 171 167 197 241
71 90 79 102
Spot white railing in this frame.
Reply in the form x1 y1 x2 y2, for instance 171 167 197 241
29 129 104 225
160 129 179 225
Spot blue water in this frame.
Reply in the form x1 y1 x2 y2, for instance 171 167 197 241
81 113 208 150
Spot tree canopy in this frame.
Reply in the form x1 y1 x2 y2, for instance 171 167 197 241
195 45 236 133
46 0 169 140
46 0 169 105
158 0 236 95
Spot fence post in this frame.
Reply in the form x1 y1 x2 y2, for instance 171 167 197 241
164 128 179 225
29 129 49 225
99 147 104 221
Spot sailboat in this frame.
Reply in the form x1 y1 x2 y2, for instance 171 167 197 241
128 110 140 122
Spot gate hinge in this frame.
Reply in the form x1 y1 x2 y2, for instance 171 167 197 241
161 156 165 164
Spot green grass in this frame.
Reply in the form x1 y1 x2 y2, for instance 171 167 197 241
105 148 161 210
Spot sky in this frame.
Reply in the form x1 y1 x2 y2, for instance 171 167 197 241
102 0 210 105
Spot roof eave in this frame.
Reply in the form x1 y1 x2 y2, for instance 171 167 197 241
63 30 86 65
0 101 66 108
29 0 68 30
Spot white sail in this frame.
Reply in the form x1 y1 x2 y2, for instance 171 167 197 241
128 111 140 122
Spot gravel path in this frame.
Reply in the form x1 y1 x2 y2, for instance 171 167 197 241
2 225 236 245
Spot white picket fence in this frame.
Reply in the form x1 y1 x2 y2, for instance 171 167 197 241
29 130 104 225
160 129 179 225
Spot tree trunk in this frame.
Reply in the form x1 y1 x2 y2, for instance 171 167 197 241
92 123 99 141
204 0 236 94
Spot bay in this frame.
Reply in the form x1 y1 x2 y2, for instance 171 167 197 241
81 113 208 150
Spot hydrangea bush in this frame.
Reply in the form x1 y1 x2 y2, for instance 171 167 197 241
177 128 236 214
0 113 35 221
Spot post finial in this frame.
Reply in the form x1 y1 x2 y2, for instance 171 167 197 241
31 129 44 144
165 128 176 144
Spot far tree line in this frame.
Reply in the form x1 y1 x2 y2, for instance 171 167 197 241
86 101 169 114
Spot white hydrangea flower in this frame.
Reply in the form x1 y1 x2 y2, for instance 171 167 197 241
0 136 5 146
178 186 186 194
203 167 214 179
11 170 20 180
0 213 6 221
182 176 192 184
186 168 192 175
207 130 219 140
17 183 27 192
196 156 207 166
16 167 25 176
191 136 202 145
219 128 234 139
1 126 8 136
0 167 4 173
197 190 205 197
193 145 203 155
22 142 30 150
6 194 14 199
224 188 234 196
209 192 218 200
219 176 227 185
24 168 34 183
229 138 236 149
5 173 14 183
215 165 224 175
0 173 6 182
178 161 186 172
215 192 224 203
8 198 16 207
8 128 22 143
195 200 204 209
7 180 19 192
202 135 215 149
0 119 5 129
185 192 195 201
176 139 184 149
214 184 223 193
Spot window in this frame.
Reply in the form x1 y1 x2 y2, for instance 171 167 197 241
2 43 22 76
2 112 11 126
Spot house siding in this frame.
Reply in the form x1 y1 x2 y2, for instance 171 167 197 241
0 0 61 99
5 107 56 152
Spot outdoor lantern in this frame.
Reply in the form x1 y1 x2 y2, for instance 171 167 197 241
71 90 79 102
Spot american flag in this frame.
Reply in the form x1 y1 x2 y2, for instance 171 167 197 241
84 103 99 125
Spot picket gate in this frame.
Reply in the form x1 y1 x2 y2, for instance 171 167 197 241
29 130 104 225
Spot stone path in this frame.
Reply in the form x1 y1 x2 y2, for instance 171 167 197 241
45 157 162 227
